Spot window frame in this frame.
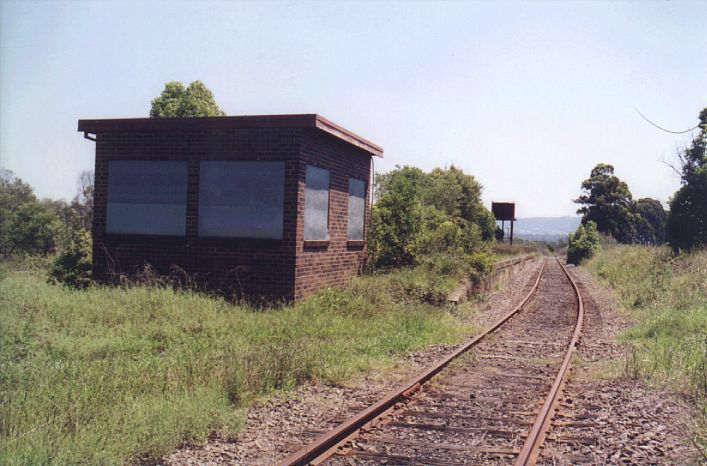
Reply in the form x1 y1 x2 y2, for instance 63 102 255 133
346 177 366 242
197 160 286 240
303 164 331 243
104 159 188 237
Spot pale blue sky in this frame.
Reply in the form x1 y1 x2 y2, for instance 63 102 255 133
1 0 705 217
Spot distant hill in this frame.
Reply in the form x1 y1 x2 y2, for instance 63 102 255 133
504 216 581 242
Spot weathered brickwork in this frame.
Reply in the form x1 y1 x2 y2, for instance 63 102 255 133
85 116 378 301
294 130 371 299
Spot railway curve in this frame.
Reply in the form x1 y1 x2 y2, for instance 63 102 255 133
279 257 584 466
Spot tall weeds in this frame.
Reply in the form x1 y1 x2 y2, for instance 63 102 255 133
586 245 707 414
0 266 470 465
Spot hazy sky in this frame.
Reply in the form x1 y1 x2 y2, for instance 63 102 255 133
1 0 705 217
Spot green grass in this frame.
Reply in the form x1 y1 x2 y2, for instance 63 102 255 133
585 245 707 416
0 261 473 465
491 242 539 258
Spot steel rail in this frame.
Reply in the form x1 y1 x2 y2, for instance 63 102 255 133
514 257 585 466
278 259 547 466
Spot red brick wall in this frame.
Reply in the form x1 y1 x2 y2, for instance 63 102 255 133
91 126 371 301
294 130 372 300
92 127 300 300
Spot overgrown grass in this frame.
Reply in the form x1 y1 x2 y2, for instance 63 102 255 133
0 261 473 465
585 245 706 416
492 241 539 258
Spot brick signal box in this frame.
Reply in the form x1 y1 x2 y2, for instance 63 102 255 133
79 114 383 301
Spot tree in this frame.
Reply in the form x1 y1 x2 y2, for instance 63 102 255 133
6 201 58 254
64 170 94 233
369 165 496 268
425 166 496 242
633 198 667 245
369 166 426 267
149 80 226 118
1 170 33 254
567 221 601 265
0 170 59 255
574 163 637 243
49 171 95 288
667 107 707 251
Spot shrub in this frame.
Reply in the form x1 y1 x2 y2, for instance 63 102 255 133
369 165 495 269
48 229 92 289
464 251 493 278
381 251 494 305
387 269 456 305
566 221 600 265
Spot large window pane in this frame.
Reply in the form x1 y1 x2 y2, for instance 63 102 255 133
304 165 330 241
107 160 187 235
348 178 365 240
199 161 285 239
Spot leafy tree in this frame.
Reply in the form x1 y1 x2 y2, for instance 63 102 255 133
6 201 58 254
0 169 35 207
566 221 601 265
369 165 496 269
149 80 226 118
369 166 426 267
575 163 637 243
0 170 59 255
633 198 667 245
49 171 95 288
667 107 707 251
1 169 34 255
425 166 495 241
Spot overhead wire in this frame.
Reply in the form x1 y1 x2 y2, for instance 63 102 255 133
635 108 700 134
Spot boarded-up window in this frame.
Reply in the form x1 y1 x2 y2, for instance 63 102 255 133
106 160 187 235
347 178 365 240
304 165 329 240
198 161 285 239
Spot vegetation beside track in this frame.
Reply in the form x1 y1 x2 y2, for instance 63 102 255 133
0 256 479 466
585 245 706 420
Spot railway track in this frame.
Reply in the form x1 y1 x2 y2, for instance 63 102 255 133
279 257 584 466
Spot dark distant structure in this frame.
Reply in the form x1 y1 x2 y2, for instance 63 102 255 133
492 202 516 245
79 114 383 301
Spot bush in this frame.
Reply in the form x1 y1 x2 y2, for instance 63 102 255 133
369 166 426 268
369 165 495 269
567 221 601 265
380 252 494 305
48 229 92 289
387 269 458 305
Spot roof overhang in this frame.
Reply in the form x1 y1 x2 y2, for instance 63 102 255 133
78 114 383 157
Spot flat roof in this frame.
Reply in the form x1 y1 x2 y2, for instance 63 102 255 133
78 114 383 157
